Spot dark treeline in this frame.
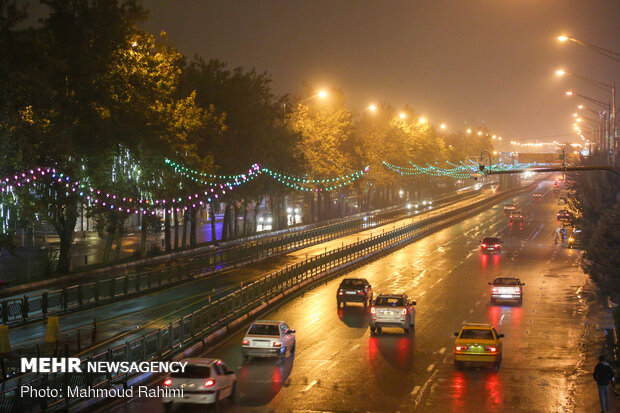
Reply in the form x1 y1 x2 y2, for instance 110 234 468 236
0 0 492 274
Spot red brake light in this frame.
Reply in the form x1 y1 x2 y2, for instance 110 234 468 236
242 339 249 345
338 290 343 296
485 346 497 353
455 345 468 351
370 306 376 315
358 291 366 295
481 243 487 248
273 341 282 347
492 287 498 293
163 378 172 386
494 244 500 248
204 379 215 387
514 287 521 293
401 308 407 316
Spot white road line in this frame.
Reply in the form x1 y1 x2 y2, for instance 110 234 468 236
419 291 426 297
308 317 320 325
410 385 421 396
414 370 438 408
438 347 446 354
302 379 318 392
468 309 474 314
426 364 435 372
350 344 360 351
328 360 339 369
475 300 481 305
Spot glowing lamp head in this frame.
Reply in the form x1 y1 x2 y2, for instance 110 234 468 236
440 123 447 129
318 90 327 99
399 112 406 119
566 91 574 96
557 35 568 42
419 117 426 124
555 69 566 76
368 104 377 112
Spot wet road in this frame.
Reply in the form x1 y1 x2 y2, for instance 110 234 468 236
114 179 603 412
8 188 496 356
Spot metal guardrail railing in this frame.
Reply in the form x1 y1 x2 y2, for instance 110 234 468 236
1 188 482 325
0 184 519 412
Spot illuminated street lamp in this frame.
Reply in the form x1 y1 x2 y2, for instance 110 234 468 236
466 129 471 134
477 131 482 136
440 123 447 129
399 112 406 119
419 117 427 124
557 34 620 63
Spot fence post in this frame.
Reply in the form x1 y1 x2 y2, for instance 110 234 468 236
77 284 83 307
22 295 29 320
1 301 6 325
42 292 48 316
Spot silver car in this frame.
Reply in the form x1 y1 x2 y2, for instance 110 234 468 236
370 293 416 334
162 358 236 409
242 320 296 361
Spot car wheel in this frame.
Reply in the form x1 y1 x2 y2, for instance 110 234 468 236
376 327 382 335
404 327 410 334
454 361 463 370
491 298 496 305
493 361 500 372
242 354 250 362
342 302 346 308
518 298 523 306
229 382 236 400
370 327 375 335
291 342 296 353
164 402 173 412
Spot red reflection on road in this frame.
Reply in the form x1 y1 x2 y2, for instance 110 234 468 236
367 336 379 368
492 253 500 266
489 304 501 326
272 364 282 394
395 337 413 367
450 371 466 410
480 252 488 269
512 306 522 327
485 372 503 407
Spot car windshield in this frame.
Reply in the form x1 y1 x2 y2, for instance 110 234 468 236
341 279 364 288
460 329 494 340
171 365 211 378
248 324 280 336
375 297 404 306
494 278 519 285
482 238 500 244
512 211 522 214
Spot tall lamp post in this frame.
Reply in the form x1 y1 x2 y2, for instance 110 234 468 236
566 90 612 157
557 70 615 159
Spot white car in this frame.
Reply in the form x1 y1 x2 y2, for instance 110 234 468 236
162 358 236 409
242 320 296 360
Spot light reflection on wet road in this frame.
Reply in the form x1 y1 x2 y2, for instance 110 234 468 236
110 180 603 412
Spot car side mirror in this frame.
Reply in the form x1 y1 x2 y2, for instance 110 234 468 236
488 282 492 285
226 370 234 375
454 332 459 337
498 333 505 338
521 283 525 286
289 329 295 334
411 301 416 306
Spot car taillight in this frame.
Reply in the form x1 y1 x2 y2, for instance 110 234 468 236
514 287 521 293
455 345 468 351
401 308 407 316
485 346 497 353
163 378 172 386
204 379 215 387
370 307 376 315
242 339 249 345
338 290 343 296
358 291 366 295
494 244 500 248
481 243 487 248
492 287 498 293
568 237 574 242
273 341 282 347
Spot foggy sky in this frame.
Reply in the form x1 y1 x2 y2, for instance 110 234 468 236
138 0 619 145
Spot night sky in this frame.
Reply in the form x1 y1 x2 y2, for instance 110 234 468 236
28 1 620 144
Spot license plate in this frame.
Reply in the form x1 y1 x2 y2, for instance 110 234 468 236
487 247 494 250
384 311 394 316
254 341 269 347
500 294 513 298
345 291 356 295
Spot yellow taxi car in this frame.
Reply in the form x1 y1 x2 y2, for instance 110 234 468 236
454 323 504 370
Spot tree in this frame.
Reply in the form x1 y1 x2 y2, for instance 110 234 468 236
583 202 620 297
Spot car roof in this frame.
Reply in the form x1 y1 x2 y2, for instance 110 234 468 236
462 323 493 329
493 276 520 282
482 237 501 241
252 320 284 325
377 293 405 298
180 358 219 366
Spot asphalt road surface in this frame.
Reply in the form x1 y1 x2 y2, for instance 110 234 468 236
107 178 607 412
8 188 494 357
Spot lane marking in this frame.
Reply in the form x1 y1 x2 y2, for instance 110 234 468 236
302 379 318 392
350 344 360 351
328 360 339 369
438 347 446 354
411 385 421 396
419 291 426 297
475 300 481 306
427 364 435 372
414 369 438 408
468 309 474 314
